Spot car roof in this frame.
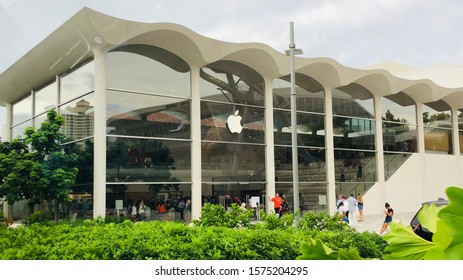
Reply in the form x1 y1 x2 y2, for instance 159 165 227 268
421 198 449 207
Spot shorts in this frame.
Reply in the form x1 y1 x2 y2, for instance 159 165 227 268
358 204 363 211
384 216 392 223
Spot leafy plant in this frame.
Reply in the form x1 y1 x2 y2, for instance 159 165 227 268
23 210 53 225
297 237 363 260
193 203 254 228
384 186 463 260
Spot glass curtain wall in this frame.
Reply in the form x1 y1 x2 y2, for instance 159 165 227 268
423 101 453 154
381 92 417 179
459 109 463 155
272 74 326 213
106 47 192 222
333 84 376 198
200 61 266 210
59 59 96 219
11 94 32 138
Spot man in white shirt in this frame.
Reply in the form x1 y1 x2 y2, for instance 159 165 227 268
347 194 358 226
341 196 349 222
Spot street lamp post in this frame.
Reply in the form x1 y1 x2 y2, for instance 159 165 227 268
285 22 303 215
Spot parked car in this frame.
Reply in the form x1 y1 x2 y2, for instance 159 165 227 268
410 198 449 241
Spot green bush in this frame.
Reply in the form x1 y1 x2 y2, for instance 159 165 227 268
23 210 53 225
0 206 389 260
193 203 254 228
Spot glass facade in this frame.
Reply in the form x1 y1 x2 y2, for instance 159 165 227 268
7 35 463 221
423 102 453 154
200 61 266 205
333 84 376 196
381 93 417 179
272 75 326 212
106 48 192 221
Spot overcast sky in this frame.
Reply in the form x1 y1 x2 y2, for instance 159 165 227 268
1 0 463 139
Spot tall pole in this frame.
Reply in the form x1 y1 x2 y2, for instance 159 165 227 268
289 22 300 214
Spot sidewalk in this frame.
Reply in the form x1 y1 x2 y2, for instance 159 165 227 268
351 212 416 234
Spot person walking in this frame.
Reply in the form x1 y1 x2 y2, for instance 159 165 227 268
357 193 364 222
268 192 283 216
379 202 394 234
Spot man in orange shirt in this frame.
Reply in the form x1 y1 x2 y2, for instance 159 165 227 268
268 192 283 216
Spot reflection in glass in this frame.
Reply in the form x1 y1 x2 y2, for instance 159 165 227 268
201 101 264 144
60 60 95 105
107 90 191 139
332 85 375 118
107 50 190 98
274 110 325 147
333 117 376 149
334 150 376 183
201 142 265 182
59 93 95 142
383 124 417 153
33 113 47 129
424 127 453 154
34 81 57 116
276 182 327 212
107 137 191 183
423 102 452 154
12 94 32 126
274 147 326 182
381 94 416 125
272 75 325 113
11 121 31 139
200 62 265 107
384 152 411 180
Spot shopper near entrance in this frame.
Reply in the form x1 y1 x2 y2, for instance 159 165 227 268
268 192 283 216
379 202 394 234
347 194 357 226
357 193 364 222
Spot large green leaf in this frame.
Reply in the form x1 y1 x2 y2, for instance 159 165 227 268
438 187 463 260
297 238 363 260
383 222 435 260
423 220 451 259
297 238 337 260
417 203 445 233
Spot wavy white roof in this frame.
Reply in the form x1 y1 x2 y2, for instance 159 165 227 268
1 7 462 109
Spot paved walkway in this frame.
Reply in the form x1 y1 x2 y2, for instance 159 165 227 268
350 212 416 234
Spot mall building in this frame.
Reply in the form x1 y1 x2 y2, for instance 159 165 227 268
1 7 462 220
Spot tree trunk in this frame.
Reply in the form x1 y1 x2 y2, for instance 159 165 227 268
7 202 14 225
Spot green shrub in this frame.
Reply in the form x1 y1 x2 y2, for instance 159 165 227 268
298 211 349 232
23 210 52 225
193 203 254 228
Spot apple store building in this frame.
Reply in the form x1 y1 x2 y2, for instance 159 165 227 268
1 7 463 220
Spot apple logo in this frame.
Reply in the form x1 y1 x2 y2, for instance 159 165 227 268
226 110 243 133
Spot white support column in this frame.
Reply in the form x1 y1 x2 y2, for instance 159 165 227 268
190 66 202 221
416 103 425 154
4 103 12 142
3 103 12 215
324 87 336 214
416 102 427 201
264 77 276 213
92 47 107 219
374 96 386 204
451 108 460 155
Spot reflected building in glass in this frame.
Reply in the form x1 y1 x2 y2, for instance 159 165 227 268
1 7 463 219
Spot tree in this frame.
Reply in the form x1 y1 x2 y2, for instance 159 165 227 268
0 139 43 220
24 109 78 221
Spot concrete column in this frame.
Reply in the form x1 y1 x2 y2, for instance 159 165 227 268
190 66 202 221
92 47 107 219
264 77 276 213
2 103 12 215
374 96 386 204
416 102 427 201
324 87 336 214
451 108 460 155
